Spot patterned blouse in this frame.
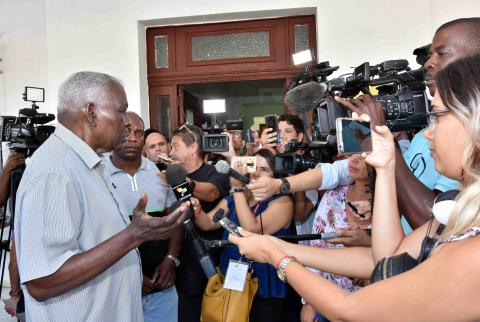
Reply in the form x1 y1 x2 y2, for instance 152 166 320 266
309 186 354 291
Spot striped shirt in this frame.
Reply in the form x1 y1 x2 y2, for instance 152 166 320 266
14 123 143 322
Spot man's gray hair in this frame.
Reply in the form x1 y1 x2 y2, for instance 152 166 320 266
57 71 123 115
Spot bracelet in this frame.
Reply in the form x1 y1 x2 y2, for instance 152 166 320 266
9 290 20 297
165 254 181 267
275 255 298 282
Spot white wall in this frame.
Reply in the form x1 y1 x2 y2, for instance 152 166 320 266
0 0 49 116
1 0 479 124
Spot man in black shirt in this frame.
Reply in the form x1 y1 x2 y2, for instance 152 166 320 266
169 123 229 322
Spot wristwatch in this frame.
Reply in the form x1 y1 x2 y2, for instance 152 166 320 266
279 177 291 194
276 256 298 282
166 254 181 267
230 186 245 194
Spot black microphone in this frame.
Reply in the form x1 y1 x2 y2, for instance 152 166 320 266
183 219 216 277
165 164 216 278
214 160 250 185
283 81 328 113
212 209 243 237
165 164 193 202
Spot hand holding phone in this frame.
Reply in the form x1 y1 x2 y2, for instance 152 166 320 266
264 114 279 144
336 118 372 154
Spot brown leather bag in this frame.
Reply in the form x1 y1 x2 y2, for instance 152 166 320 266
200 269 258 322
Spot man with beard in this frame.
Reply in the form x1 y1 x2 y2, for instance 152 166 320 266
105 112 183 322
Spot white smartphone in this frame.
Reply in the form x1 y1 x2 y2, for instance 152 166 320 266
336 118 372 154
157 154 174 164
231 156 257 173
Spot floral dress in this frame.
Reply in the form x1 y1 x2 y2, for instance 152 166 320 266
308 185 354 291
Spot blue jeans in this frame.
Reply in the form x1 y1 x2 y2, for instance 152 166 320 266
142 286 178 322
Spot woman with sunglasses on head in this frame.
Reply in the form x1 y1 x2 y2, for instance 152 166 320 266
194 148 293 322
229 53 480 321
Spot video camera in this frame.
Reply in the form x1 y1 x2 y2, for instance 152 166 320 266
201 119 243 153
274 139 330 175
286 59 429 135
0 87 55 157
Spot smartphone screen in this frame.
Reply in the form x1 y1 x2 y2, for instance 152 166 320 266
336 118 372 154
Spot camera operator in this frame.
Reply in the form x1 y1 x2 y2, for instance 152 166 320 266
335 18 480 231
168 123 229 322
251 18 480 231
144 128 171 171
0 152 25 318
14 71 190 321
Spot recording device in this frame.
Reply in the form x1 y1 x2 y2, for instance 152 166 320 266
211 208 243 237
205 231 338 248
264 114 279 143
231 156 257 173
157 155 174 164
0 87 55 157
202 119 244 153
165 164 216 278
336 118 372 155
184 219 216 277
245 128 255 143
285 59 428 134
214 160 250 185
274 139 328 175
165 164 193 202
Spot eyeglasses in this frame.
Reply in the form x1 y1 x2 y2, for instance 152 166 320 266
426 109 450 129
178 123 198 143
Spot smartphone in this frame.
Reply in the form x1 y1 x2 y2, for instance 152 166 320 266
245 128 255 143
231 156 257 173
336 118 372 154
264 114 279 143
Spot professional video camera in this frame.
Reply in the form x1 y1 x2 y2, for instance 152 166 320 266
0 87 55 157
274 139 330 175
285 59 429 134
201 119 243 153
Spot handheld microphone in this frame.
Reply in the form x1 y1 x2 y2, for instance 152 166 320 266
214 160 250 185
212 209 243 237
284 81 328 113
165 164 216 278
183 219 216 277
166 164 193 202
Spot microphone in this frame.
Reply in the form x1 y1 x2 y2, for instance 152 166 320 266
165 164 216 278
165 164 193 202
214 160 250 185
284 81 328 113
212 208 243 237
183 219 216 277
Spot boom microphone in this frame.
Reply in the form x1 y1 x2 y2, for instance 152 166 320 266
284 81 328 113
214 160 250 185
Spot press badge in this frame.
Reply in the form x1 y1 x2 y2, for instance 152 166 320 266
223 260 249 291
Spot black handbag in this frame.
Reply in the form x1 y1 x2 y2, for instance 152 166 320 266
370 219 444 283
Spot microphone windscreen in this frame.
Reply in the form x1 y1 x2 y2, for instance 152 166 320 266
214 160 230 174
211 209 226 223
284 82 327 113
166 164 188 186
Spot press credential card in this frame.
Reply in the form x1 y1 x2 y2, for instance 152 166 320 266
224 260 249 292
